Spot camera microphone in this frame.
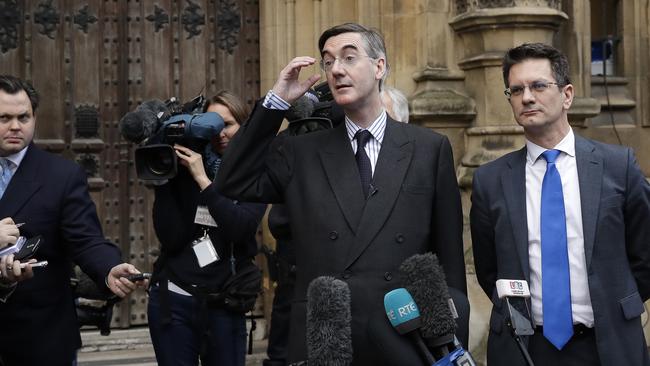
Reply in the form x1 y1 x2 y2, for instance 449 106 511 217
119 99 168 144
286 93 317 122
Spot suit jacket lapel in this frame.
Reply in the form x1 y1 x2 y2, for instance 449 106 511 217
344 119 413 268
0 144 43 218
319 124 366 234
502 147 531 281
575 136 601 269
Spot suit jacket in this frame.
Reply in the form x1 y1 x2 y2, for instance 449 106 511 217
0 144 122 366
471 134 650 366
217 103 467 365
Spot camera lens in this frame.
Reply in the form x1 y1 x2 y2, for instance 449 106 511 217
147 149 175 175
134 144 178 180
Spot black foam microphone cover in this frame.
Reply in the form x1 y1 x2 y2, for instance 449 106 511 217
140 99 168 116
399 253 457 340
286 94 316 122
306 276 353 366
119 99 168 143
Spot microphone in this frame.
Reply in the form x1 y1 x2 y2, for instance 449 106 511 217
495 279 535 337
119 99 168 144
306 276 353 366
399 253 476 366
496 279 535 366
286 93 317 122
384 288 436 365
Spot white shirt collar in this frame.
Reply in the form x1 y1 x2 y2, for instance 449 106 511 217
345 109 387 144
525 128 576 164
2 145 28 168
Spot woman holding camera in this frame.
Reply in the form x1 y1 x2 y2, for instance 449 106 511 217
148 91 266 366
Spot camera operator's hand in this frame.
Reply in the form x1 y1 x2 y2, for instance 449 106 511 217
0 254 34 285
107 263 148 298
174 144 212 190
272 56 321 104
0 217 19 249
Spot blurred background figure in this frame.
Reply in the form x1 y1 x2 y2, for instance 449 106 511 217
147 90 266 366
381 86 410 123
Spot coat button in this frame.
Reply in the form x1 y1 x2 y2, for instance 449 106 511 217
342 271 352 279
384 272 393 281
329 231 339 240
395 233 405 243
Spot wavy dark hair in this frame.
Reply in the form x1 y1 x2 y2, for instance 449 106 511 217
502 43 570 88
0 75 40 113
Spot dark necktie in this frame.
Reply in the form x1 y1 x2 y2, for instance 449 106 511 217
540 149 573 350
354 130 372 198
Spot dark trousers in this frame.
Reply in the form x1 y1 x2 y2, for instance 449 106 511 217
148 286 247 366
0 354 76 366
264 268 296 366
529 325 601 366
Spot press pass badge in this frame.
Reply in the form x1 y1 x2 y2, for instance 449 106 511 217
194 206 218 227
192 230 219 267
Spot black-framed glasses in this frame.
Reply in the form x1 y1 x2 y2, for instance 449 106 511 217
320 54 375 72
504 81 562 98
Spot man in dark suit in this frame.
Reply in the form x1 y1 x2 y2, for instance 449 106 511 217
0 74 145 366
217 23 467 364
471 43 650 366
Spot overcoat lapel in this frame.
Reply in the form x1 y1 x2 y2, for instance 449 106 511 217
501 148 531 281
344 119 413 268
0 145 43 218
320 124 366 234
575 136 601 269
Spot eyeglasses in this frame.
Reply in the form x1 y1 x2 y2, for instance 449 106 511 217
504 81 562 98
320 54 375 72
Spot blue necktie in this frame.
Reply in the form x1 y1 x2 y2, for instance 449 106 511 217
0 158 12 199
354 130 372 198
540 149 573 350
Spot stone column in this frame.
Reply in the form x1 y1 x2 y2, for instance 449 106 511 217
409 0 476 166
450 1 569 188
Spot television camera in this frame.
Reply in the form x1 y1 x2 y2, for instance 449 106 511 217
119 95 224 180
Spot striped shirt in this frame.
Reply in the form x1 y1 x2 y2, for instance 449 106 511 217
263 90 291 110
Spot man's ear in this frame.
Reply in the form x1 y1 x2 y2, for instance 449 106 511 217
375 58 386 81
562 83 574 110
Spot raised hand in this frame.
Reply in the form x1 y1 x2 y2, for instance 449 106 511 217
271 56 321 104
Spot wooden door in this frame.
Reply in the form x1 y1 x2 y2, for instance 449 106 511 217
0 0 260 327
